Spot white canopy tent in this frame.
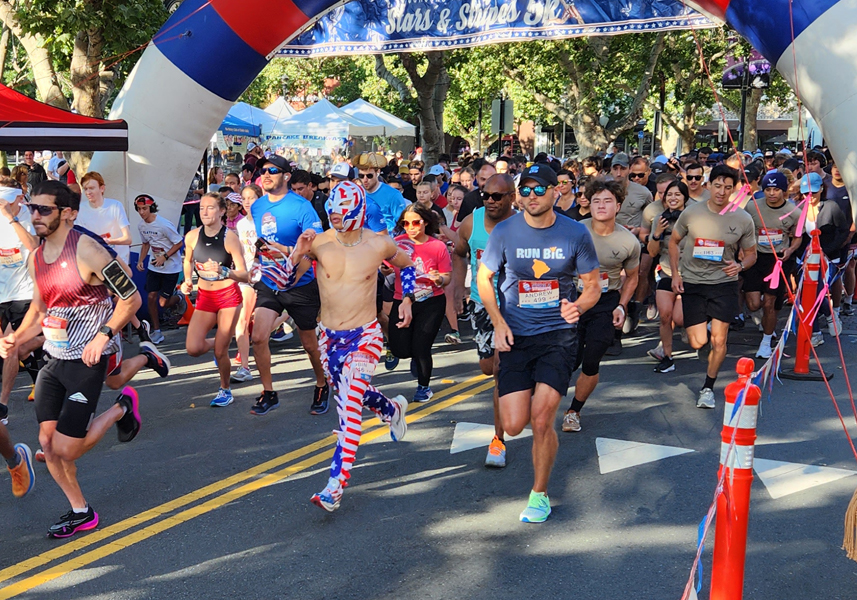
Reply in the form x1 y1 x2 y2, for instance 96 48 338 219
267 98 385 139
263 96 297 121
341 99 416 137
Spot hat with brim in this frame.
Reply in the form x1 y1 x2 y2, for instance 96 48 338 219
519 163 558 188
354 152 387 169
799 172 823 194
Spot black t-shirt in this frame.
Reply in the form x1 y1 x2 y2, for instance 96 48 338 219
557 205 591 222
645 179 658 197
825 177 853 228
403 183 417 203
456 189 484 223
311 190 330 231
26 163 47 187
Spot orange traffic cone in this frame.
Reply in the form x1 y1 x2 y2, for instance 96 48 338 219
177 289 195 326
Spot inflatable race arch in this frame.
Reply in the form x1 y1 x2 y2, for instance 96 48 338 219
88 0 857 226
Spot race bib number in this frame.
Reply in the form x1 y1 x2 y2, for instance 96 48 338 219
42 315 69 349
350 351 377 382
577 272 609 293
0 248 23 268
758 228 784 247
518 280 559 309
414 284 433 302
194 261 223 281
692 238 725 262
261 213 277 238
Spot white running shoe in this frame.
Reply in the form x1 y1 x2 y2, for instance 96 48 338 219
697 387 715 409
811 331 824 347
829 314 842 337
150 329 165 345
755 341 772 359
230 367 253 383
647 342 666 361
389 395 408 442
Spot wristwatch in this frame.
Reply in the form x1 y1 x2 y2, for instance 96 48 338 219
98 325 114 339
404 292 416 303
8 216 19 225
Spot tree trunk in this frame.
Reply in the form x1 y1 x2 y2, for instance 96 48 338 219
0 26 9 81
401 51 447 167
572 114 610 158
0 1 66 108
743 87 763 151
70 27 104 117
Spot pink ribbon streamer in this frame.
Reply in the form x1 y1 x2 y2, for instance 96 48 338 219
718 184 751 215
763 259 783 290
793 195 811 238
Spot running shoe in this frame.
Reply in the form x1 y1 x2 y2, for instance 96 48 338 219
233 352 242 366
811 331 824 347
150 329 165 345
210 388 234 407
137 320 152 344
115 386 141 442
27 384 35 402
647 342 666 361
756 341 773 360
729 315 745 331
384 349 399 371
444 332 462 345
829 314 843 337
270 325 293 343
47 506 99 538
697 341 711 362
842 302 854 317
484 436 506 468
389 395 408 442
139 341 170 378
697 387 715 409
8 443 34 498
413 385 433 403
0 402 7 426
250 390 279 416
623 302 640 335
654 356 675 373
35 449 45 463
561 411 581 432
311 477 343 512
230 367 253 383
646 303 659 321
174 291 188 319
519 490 551 523
310 384 330 415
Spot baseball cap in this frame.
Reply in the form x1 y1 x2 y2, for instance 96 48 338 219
764 150 774 158
799 172 823 194
650 162 668 176
398 166 410 175
247 141 258 151
428 164 445 176
329 162 352 180
226 192 243 204
761 172 787 192
519 163 558 188
782 158 801 172
256 154 290 173
612 152 630 168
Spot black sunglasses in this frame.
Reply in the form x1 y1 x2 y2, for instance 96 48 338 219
628 172 646 179
260 167 282 175
27 203 59 216
482 191 510 202
359 173 375 179
686 175 704 181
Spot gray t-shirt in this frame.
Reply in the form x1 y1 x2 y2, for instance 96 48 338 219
673 200 756 285
615 181 653 229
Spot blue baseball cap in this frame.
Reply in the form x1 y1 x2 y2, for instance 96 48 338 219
799 172 823 194
761 172 788 192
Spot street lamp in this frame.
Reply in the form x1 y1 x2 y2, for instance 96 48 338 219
280 73 289 100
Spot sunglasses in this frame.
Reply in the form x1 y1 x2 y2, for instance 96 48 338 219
359 173 375 179
260 167 282 175
318 187 330 193
482 191 509 202
519 185 552 197
557 180 572 186
686 175 704 181
628 172 646 179
401 219 424 228
27 203 59 216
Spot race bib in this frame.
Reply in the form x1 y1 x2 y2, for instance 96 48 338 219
414 284 433 302
577 271 609 293
692 238 725 262
261 213 277 238
0 248 23 268
42 315 69 349
518 280 559 309
758 228 784 247
350 351 377 382
194 261 223 281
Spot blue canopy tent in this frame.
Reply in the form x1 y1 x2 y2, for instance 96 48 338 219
218 113 260 137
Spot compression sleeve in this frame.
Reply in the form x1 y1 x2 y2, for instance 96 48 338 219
401 265 416 296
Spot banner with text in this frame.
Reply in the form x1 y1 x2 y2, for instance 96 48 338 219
278 0 717 57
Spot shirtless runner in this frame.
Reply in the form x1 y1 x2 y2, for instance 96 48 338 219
284 180 416 512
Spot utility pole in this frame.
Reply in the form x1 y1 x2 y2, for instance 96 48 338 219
477 99 482 155
738 57 750 151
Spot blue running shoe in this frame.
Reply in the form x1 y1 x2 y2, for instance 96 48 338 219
310 384 329 415
519 490 551 523
270 325 293 343
210 388 234 407
384 349 399 371
413 385 433 403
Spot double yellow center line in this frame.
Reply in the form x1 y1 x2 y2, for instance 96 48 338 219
0 375 494 599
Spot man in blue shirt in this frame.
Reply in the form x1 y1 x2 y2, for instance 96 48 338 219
477 163 601 524
250 155 326 416
355 153 408 233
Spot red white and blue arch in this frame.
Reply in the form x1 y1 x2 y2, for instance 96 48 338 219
89 0 857 228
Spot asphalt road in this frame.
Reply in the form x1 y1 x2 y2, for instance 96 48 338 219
2 312 857 599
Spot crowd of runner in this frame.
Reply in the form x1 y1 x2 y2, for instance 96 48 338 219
1 142 851 532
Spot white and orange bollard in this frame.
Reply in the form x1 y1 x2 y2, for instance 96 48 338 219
710 357 762 600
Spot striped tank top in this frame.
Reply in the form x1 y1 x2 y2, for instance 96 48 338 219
33 228 119 360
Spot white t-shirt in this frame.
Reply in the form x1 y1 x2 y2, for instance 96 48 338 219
138 214 183 274
0 193 35 304
236 216 257 271
47 155 61 179
75 197 131 263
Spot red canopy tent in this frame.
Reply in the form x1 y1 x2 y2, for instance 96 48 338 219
0 84 128 151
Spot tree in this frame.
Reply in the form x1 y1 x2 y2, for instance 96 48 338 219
501 34 667 157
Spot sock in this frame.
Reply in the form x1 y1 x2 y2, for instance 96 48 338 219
834 307 841 317
72 505 89 514
569 397 586 413
762 333 773 347
5 451 20 469
703 375 716 391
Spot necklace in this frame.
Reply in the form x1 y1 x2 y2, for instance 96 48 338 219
335 229 363 247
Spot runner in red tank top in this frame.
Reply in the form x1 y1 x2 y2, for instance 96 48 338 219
0 181 144 539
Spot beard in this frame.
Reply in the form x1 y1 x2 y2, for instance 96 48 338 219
36 215 60 238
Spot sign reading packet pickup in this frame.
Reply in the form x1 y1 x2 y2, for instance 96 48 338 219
278 0 715 57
